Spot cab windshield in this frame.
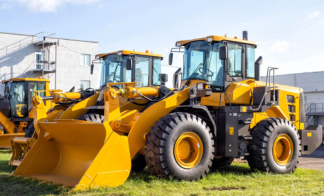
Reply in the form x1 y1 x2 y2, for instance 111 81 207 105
183 41 224 91
100 54 162 88
100 54 131 87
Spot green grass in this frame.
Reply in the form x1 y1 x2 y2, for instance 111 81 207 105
0 149 324 196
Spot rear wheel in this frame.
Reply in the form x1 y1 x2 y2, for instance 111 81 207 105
247 118 301 173
145 112 214 181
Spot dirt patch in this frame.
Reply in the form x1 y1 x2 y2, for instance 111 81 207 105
204 187 246 191
234 159 247 163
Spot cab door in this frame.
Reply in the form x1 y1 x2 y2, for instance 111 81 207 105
224 42 245 87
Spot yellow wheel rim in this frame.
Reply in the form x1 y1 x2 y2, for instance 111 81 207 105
273 134 293 165
174 132 203 169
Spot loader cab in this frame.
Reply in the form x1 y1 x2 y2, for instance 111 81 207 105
98 50 163 89
172 36 257 92
2 78 50 120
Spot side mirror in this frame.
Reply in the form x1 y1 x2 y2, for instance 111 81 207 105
219 46 227 60
6 86 10 94
159 73 168 85
173 68 182 89
69 86 75 92
169 53 173 65
90 63 94 75
126 59 133 70
254 56 263 81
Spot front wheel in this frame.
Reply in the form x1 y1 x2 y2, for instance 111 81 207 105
145 112 214 181
25 123 35 138
247 118 301 173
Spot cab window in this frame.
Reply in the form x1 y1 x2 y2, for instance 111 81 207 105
153 58 161 86
135 57 150 87
246 45 255 78
209 43 224 91
30 82 46 103
227 43 243 77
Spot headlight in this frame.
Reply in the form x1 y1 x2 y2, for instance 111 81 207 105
207 37 213 42
194 83 212 98
117 51 122 55
197 83 203 90
176 42 181 47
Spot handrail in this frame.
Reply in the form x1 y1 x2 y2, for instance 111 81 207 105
0 32 56 54
251 66 278 111
306 103 324 114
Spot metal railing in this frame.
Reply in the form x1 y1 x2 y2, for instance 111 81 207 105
0 32 56 58
306 103 324 114
35 32 56 41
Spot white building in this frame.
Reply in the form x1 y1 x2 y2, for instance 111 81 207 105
261 71 324 127
0 32 99 92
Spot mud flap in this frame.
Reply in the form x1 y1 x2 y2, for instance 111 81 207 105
299 125 323 155
0 133 25 149
12 120 131 190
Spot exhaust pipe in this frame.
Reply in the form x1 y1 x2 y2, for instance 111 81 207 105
243 31 248 40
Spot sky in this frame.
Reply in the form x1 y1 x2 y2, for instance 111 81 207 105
0 0 323 82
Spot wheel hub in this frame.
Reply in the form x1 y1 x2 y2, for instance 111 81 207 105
174 132 203 169
273 134 293 165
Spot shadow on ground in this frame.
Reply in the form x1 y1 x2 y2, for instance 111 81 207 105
127 162 253 184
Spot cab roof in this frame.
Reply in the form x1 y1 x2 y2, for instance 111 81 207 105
175 35 257 46
96 50 163 59
12 78 50 82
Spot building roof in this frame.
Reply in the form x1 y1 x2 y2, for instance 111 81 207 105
0 32 98 43
175 35 257 46
260 70 324 77
96 50 163 59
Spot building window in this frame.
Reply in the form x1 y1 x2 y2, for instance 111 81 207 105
81 54 90 66
80 80 90 90
36 51 43 69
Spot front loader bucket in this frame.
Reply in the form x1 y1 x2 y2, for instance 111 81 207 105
0 133 25 148
12 120 131 190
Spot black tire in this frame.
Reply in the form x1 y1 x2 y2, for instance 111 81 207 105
77 113 104 123
247 118 301 173
24 123 35 138
145 112 214 181
131 154 147 172
212 157 234 168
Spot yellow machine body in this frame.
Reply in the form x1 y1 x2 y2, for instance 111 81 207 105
198 79 302 130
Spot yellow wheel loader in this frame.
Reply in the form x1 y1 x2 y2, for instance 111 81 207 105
9 87 96 166
10 50 167 169
0 78 52 149
11 33 322 190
